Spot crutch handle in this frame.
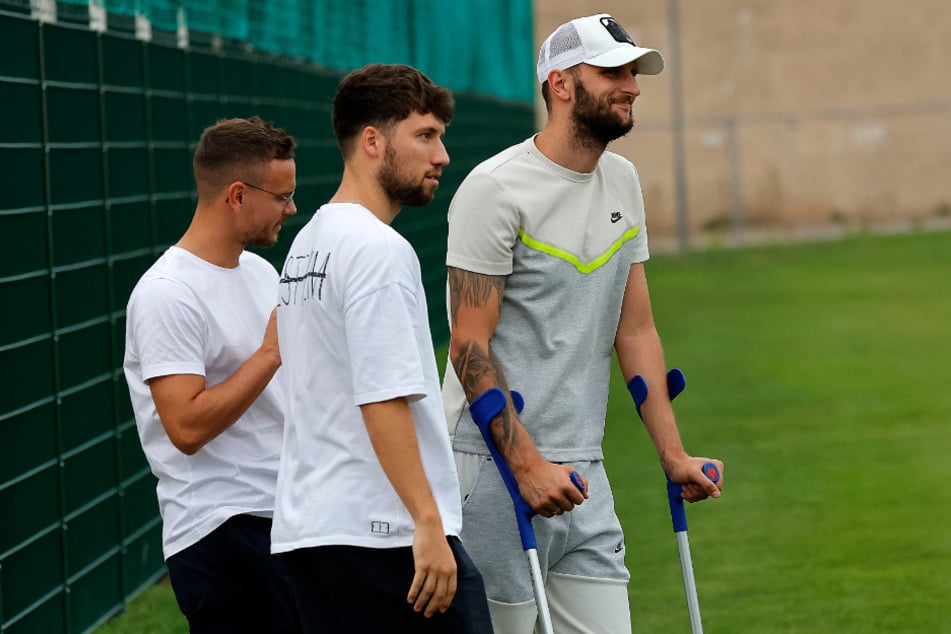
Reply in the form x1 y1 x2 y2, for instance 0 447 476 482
470 388 586 551
667 463 720 533
570 471 585 493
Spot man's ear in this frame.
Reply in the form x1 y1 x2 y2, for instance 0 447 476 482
225 181 245 210
360 125 384 159
547 69 574 103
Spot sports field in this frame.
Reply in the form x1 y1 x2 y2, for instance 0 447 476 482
97 229 951 633
612 229 950 632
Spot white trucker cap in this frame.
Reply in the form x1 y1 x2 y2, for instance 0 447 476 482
536 13 665 84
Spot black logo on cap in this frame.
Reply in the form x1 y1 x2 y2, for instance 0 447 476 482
600 17 636 46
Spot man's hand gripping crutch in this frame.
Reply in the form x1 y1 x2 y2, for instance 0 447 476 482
628 368 723 634
469 388 587 634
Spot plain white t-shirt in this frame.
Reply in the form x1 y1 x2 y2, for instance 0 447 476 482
123 246 285 559
271 203 462 553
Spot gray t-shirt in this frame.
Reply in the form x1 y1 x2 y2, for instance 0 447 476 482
443 137 650 462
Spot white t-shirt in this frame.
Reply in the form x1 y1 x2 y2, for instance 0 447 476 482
271 203 462 553
123 246 285 560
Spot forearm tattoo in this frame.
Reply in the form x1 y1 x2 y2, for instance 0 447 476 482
451 340 498 398
451 341 519 449
448 268 519 450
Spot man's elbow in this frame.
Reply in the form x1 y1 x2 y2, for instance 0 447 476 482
615 323 658 349
448 333 466 364
172 438 204 456
449 328 491 355
161 420 206 455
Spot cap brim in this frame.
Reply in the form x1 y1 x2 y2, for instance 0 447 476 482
586 46 665 75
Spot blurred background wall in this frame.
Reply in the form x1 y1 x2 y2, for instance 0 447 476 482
535 0 951 250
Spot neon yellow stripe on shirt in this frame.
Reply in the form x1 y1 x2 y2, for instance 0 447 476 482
517 227 641 274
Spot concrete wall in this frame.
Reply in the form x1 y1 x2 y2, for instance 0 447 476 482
534 1 951 248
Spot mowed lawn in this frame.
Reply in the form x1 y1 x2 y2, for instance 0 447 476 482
97 230 951 633
610 230 951 633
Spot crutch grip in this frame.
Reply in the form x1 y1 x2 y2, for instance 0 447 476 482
667 464 719 533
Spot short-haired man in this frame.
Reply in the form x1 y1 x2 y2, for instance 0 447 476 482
271 64 492 633
123 116 300 632
443 14 725 633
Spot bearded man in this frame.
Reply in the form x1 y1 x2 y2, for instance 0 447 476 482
441 14 724 634
270 64 492 634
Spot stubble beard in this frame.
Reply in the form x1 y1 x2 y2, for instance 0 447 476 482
378 144 435 207
242 216 282 248
246 231 279 248
570 77 635 150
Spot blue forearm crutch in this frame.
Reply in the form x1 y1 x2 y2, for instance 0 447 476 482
628 369 720 634
469 388 584 634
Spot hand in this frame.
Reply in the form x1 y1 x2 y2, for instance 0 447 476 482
407 523 457 618
517 461 589 518
669 457 724 503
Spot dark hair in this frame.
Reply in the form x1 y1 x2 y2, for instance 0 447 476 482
332 64 454 158
193 116 296 192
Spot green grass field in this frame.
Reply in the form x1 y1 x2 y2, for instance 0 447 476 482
97 230 951 633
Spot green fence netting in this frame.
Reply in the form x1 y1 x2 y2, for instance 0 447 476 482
47 0 536 103
0 1 535 631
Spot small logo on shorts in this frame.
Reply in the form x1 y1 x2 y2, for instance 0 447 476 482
610 211 623 223
614 541 624 554
371 521 390 534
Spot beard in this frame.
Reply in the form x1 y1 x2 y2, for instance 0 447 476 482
571 77 634 147
247 231 278 248
378 144 435 207
244 223 280 248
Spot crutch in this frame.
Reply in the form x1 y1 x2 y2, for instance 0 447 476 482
627 369 720 634
469 388 584 634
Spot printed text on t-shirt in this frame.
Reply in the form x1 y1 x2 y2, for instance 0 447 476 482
279 249 330 305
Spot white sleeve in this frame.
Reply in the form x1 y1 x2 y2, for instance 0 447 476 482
128 278 206 382
341 238 426 406
446 171 520 276
345 283 427 406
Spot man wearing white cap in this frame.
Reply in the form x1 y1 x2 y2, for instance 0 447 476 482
442 13 724 632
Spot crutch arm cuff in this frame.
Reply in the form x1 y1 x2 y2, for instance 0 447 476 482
627 375 649 421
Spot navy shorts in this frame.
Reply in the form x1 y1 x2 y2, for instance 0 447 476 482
165 514 300 633
278 536 493 633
